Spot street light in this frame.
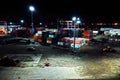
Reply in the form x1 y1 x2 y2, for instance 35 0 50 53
20 20 24 26
10 22 12 25
20 20 24 29
20 20 24 23
29 5 35 34
39 22 42 25
76 18 81 24
72 16 81 52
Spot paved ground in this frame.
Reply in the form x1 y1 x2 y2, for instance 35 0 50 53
0 35 120 79
0 67 80 80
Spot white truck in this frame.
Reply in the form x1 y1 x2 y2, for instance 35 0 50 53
109 29 120 36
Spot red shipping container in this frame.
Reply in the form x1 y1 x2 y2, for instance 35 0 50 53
38 39 42 42
61 38 66 42
34 36 38 41
69 39 73 43
62 30 67 34
66 39 69 43
83 31 91 38
38 34 42 38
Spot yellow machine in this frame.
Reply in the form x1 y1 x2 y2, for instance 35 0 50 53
102 46 115 52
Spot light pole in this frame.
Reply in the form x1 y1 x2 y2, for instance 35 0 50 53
29 5 35 34
76 18 81 38
72 17 81 52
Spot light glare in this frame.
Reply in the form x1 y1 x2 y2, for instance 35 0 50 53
21 20 24 23
72 17 76 21
29 6 35 12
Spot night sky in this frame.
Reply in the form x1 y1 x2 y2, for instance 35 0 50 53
0 0 120 24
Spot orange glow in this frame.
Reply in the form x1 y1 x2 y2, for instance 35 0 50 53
99 23 103 25
97 23 103 25
114 23 118 26
0 28 8 35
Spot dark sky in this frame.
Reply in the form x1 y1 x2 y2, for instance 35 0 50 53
0 0 120 24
